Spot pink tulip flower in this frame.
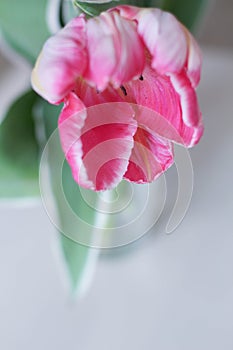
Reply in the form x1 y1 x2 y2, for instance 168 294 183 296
32 5 203 191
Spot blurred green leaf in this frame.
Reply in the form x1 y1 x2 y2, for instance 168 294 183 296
42 101 99 293
74 0 118 16
74 0 206 30
0 0 50 63
74 0 163 16
161 0 208 31
0 90 40 198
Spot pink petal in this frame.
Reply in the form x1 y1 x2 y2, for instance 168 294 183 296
74 78 124 107
123 62 203 146
58 92 92 188
74 60 203 147
112 5 141 20
117 7 187 75
116 5 202 86
84 11 145 90
59 98 137 191
124 126 174 183
31 16 87 104
168 71 201 127
138 9 187 74
183 26 202 87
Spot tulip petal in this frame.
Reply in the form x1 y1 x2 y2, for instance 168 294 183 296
167 71 200 127
59 98 137 191
123 62 203 146
116 6 187 75
85 11 145 90
124 126 174 183
183 26 202 87
58 92 92 188
31 16 87 104
75 61 203 147
138 9 187 74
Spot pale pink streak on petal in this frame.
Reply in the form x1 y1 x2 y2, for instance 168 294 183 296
31 16 87 104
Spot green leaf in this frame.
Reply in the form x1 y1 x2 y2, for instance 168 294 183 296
161 0 208 31
0 90 40 198
41 101 99 293
74 0 162 16
0 0 50 63
74 0 118 16
74 0 206 30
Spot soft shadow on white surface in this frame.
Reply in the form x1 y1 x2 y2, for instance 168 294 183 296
0 48 233 350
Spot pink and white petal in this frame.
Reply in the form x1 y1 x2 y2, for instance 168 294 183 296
112 5 141 20
123 64 183 139
85 11 144 90
80 103 137 190
109 11 145 87
116 6 202 88
58 92 93 189
123 62 202 146
31 16 87 104
85 15 117 91
125 63 181 123
182 26 202 87
135 9 187 74
60 100 137 191
134 104 203 148
124 127 174 183
168 72 201 127
75 79 124 107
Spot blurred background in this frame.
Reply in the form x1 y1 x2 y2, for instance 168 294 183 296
197 0 233 47
0 0 233 349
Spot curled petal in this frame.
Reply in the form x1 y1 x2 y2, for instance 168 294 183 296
59 99 137 191
115 5 202 85
183 26 202 87
168 72 201 127
137 9 187 74
116 6 187 74
85 11 145 90
134 104 203 149
124 62 202 146
124 126 174 183
31 16 87 104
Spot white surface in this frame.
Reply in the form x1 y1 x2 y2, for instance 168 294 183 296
0 48 233 350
